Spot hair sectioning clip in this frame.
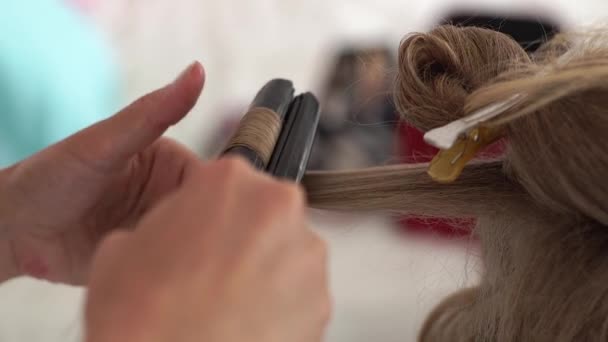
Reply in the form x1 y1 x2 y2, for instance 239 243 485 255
423 95 521 183
222 79 321 183
423 40 583 184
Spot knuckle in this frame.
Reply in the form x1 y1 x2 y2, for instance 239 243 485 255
130 93 165 128
295 234 330 280
319 295 333 325
308 233 329 260
207 157 252 187
186 164 208 188
184 162 211 189
130 93 154 110
216 157 251 177
95 231 131 260
271 183 306 211
250 183 305 228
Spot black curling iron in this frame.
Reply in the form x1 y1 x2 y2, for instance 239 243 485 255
222 79 321 183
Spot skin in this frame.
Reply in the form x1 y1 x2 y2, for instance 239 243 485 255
86 157 330 342
0 62 206 284
0 62 331 341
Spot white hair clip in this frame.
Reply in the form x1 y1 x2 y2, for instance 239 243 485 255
424 93 524 150
423 94 524 183
422 35 585 183
425 33 585 152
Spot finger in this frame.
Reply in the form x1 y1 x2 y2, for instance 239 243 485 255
87 231 134 284
59 61 205 171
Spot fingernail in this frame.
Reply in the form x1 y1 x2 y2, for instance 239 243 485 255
174 61 202 84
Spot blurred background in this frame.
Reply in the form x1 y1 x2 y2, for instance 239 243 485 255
0 0 605 341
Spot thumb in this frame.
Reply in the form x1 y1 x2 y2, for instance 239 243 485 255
58 61 205 171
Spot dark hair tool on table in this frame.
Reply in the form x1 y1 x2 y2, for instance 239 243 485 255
222 79 321 183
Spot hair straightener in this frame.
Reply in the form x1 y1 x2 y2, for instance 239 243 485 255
222 79 321 183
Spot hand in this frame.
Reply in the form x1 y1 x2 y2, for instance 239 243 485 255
85 158 331 342
0 62 205 284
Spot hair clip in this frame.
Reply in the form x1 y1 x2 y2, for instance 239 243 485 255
424 94 523 150
423 94 522 183
427 125 502 183
424 39 579 179
222 80 321 184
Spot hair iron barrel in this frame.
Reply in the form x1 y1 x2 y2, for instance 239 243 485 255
222 79 321 183
222 79 295 169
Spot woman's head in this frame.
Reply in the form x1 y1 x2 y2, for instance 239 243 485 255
395 25 608 226
393 25 608 341
304 24 608 341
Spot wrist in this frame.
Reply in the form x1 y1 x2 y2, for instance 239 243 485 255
0 166 10 236
0 239 19 283
0 167 20 282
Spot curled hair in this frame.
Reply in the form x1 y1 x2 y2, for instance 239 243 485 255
302 25 608 341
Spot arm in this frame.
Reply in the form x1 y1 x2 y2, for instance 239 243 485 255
0 168 20 282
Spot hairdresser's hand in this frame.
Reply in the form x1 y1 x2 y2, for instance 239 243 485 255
0 62 205 284
86 157 330 342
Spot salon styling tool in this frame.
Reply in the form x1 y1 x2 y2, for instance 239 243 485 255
222 79 295 169
222 80 321 184
267 93 321 182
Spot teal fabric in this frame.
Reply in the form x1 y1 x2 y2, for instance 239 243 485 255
0 0 120 166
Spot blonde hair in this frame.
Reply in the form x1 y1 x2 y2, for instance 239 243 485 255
300 25 608 341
